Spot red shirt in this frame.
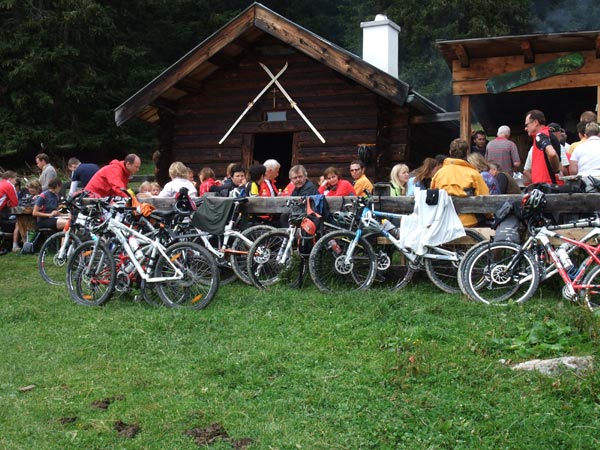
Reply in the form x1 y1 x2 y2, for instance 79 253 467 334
85 160 132 197
260 179 278 197
199 178 219 196
0 179 18 211
318 179 355 196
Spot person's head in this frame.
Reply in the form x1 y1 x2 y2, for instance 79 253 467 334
263 159 280 181
248 164 266 183
67 157 81 172
289 165 308 189
225 162 236 178
488 160 500 177
576 120 590 138
230 164 246 186
524 109 546 136
390 164 410 188
138 181 152 194
472 131 486 148
580 110 597 122
199 167 215 182
168 161 188 180
47 177 62 192
2 170 18 185
548 122 563 141
349 160 366 181
35 153 50 169
434 154 448 167
323 167 341 186
152 150 161 165
449 138 469 159
467 152 490 172
585 121 600 138
186 167 195 183
150 182 161 196
497 125 511 138
124 154 141 175
26 179 42 195
414 157 439 182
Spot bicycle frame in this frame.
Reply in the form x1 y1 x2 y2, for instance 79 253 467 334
520 217 600 299
93 215 183 283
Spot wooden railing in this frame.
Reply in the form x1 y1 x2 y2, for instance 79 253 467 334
143 193 600 215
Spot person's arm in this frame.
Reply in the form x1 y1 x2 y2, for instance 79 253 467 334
32 199 58 218
569 160 579 176
68 180 79 198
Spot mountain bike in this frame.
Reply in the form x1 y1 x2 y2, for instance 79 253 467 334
66 199 219 309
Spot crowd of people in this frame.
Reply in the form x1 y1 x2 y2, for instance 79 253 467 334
1 107 598 254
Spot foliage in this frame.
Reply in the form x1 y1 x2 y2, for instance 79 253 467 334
1 252 600 448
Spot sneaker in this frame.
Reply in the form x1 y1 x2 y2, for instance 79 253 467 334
12 247 21 253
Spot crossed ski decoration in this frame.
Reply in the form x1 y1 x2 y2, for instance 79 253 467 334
219 62 325 144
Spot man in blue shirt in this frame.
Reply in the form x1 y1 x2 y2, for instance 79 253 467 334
67 157 99 198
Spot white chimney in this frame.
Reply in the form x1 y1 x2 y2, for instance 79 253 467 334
360 14 400 78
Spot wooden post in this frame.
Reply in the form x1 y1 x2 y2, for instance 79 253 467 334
460 95 471 142
596 86 599 117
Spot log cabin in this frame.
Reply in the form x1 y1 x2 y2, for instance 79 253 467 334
115 2 458 187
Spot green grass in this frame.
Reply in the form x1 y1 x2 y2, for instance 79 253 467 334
1 254 600 449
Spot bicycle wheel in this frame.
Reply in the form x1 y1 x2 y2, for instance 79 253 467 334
66 240 116 306
424 229 485 294
363 232 415 291
154 242 219 310
309 230 377 293
461 241 540 305
38 231 82 286
457 239 492 300
230 225 275 284
247 229 294 289
581 264 600 312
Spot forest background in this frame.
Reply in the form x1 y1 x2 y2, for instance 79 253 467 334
1 0 597 166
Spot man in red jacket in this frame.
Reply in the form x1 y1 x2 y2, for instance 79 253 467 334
84 154 141 197
524 109 561 185
0 170 19 212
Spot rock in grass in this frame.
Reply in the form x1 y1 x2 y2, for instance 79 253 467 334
510 356 593 376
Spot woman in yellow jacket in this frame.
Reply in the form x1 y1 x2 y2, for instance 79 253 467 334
431 138 490 227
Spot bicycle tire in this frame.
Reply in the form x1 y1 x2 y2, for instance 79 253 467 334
581 264 600 312
363 232 415 291
38 231 82 286
457 239 493 300
66 240 116 306
424 228 485 294
246 229 294 289
308 230 377 293
461 241 540 305
230 225 275 284
154 242 219 310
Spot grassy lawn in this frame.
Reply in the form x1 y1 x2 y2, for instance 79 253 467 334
1 253 600 449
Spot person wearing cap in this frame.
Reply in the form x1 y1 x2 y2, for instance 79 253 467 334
547 122 570 176
485 125 520 174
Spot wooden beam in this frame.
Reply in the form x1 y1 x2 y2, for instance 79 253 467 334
409 111 460 125
460 96 471 141
175 78 205 95
596 36 600 59
150 98 177 116
520 39 534 63
454 44 470 68
208 53 239 70
137 193 600 215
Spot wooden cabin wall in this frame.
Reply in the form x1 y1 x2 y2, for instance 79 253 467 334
169 38 392 184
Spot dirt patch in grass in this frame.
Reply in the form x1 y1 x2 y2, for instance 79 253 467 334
90 395 125 410
114 419 140 438
184 422 253 448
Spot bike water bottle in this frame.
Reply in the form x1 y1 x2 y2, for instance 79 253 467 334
556 244 574 271
328 239 342 255
129 235 144 261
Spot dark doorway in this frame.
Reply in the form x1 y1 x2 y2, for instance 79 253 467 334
252 133 293 189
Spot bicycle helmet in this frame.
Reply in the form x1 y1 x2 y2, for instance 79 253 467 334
521 189 546 218
361 210 382 232
332 211 355 228
300 216 318 237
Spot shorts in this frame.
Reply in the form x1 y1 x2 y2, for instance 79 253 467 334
36 217 59 230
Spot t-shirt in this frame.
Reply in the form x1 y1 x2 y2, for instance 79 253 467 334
34 189 59 222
